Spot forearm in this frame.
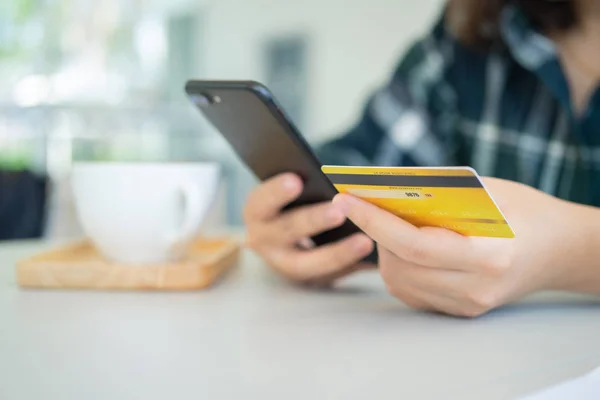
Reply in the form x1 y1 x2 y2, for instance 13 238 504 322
550 202 600 294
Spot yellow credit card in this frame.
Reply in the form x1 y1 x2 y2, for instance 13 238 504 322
322 166 515 238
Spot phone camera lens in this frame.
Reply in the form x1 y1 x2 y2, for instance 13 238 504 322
192 93 214 107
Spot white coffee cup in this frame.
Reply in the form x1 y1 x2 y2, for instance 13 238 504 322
71 162 220 265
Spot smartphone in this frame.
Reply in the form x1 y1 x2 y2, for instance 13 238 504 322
185 80 377 263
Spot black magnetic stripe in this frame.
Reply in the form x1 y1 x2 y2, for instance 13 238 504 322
326 174 483 188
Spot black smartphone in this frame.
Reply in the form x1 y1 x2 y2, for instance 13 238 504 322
185 80 377 264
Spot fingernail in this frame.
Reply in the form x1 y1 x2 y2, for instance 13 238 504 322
283 175 299 192
332 194 357 214
353 235 372 254
326 207 344 225
332 195 348 213
297 237 316 250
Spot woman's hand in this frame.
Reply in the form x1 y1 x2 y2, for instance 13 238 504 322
244 173 375 287
332 178 599 317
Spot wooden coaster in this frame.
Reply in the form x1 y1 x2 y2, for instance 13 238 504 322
17 237 240 291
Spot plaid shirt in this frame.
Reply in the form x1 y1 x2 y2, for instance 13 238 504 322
317 6 600 206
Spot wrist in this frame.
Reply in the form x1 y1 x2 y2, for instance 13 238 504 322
549 202 600 294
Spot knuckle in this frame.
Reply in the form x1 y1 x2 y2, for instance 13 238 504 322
278 216 300 242
311 205 331 228
464 288 498 315
285 205 331 240
244 191 272 220
296 208 318 233
401 239 429 263
457 307 488 319
330 247 355 269
481 255 511 276
345 202 369 232
401 297 425 310
469 307 490 318
357 211 371 232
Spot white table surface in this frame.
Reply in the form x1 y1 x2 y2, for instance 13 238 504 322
2 240 600 400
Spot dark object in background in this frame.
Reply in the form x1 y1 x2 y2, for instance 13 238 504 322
0 170 48 240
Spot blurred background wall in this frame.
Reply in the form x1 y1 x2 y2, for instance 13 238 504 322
0 0 443 239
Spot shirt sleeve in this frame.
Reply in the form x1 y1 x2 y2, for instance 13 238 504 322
316 17 458 167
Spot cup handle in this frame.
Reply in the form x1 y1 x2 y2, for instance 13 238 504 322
168 182 206 246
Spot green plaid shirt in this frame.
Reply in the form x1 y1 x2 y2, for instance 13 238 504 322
318 6 600 206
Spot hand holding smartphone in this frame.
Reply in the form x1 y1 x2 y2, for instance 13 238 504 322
185 80 378 270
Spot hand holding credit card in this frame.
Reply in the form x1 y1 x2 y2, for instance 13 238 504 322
322 166 515 239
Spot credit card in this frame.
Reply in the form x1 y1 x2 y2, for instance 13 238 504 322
322 166 515 238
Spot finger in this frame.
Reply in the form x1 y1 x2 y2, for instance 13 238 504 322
266 233 374 282
265 202 346 245
398 262 505 317
377 247 434 310
332 194 485 271
401 265 467 299
379 246 468 299
379 248 468 315
244 173 302 222
378 247 488 318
